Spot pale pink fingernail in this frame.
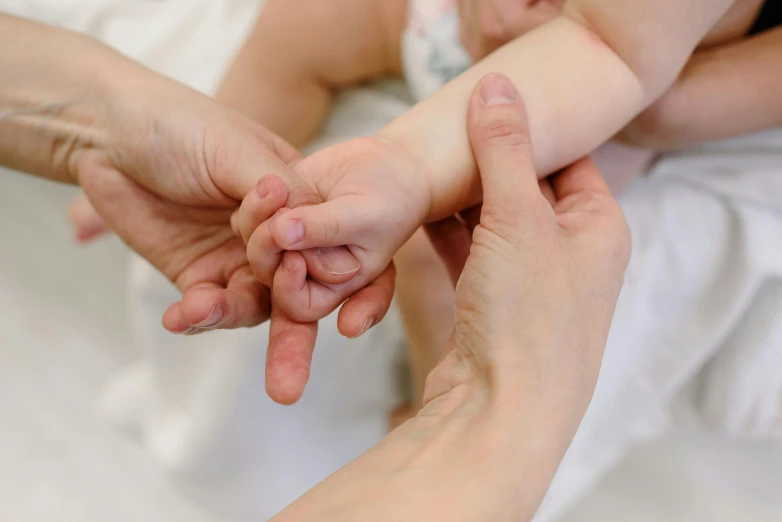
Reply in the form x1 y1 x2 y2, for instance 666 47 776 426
282 253 295 271
349 317 375 339
257 179 269 199
285 219 305 246
479 73 517 106
180 326 201 336
195 304 223 328
317 247 360 276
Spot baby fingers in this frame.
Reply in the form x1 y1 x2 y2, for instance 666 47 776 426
248 208 360 287
268 198 368 251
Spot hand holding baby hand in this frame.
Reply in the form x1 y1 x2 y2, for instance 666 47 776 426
234 138 432 404
238 136 432 327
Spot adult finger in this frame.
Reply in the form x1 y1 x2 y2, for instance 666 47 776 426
266 255 319 406
337 262 396 339
175 268 272 330
216 124 304 200
69 192 111 243
550 157 612 204
467 73 548 230
233 174 289 244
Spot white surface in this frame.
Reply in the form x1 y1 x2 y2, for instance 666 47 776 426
2 168 782 522
539 130 782 520
0 173 222 522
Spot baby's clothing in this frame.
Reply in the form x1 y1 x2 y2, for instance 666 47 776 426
402 0 471 101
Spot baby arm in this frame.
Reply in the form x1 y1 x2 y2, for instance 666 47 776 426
216 0 407 146
244 0 735 324
381 0 736 218
619 26 782 149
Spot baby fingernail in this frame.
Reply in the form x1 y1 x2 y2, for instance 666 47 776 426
196 304 223 328
285 219 305 245
349 317 375 339
257 180 268 199
317 247 360 275
282 253 295 271
479 73 517 106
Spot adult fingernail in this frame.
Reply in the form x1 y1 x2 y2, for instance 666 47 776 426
317 247 360 276
479 73 517 106
180 326 201 336
285 219 305 246
257 179 268 199
349 317 375 339
195 304 223 328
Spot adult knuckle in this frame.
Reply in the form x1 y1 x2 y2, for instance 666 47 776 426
479 119 530 149
478 210 529 248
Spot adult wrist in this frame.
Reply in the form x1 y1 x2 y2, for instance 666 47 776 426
0 14 148 184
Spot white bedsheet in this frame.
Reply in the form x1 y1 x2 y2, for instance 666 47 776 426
540 132 782 520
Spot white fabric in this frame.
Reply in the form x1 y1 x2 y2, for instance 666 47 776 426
538 131 782 520
8 0 781 520
402 0 471 101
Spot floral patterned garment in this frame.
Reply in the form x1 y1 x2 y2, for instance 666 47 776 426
402 0 473 101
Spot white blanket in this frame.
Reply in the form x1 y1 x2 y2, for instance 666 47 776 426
540 132 782 520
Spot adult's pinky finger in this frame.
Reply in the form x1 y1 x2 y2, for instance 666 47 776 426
179 276 271 330
337 262 396 339
162 301 201 335
162 272 272 334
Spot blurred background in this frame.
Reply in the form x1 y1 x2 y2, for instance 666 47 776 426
2 1 782 521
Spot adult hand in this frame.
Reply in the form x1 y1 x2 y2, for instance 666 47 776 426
458 0 563 60
424 72 630 441
73 45 386 404
0 14 381 403
272 73 630 522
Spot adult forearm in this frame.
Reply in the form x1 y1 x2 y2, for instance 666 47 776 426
0 13 133 183
272 380 570 522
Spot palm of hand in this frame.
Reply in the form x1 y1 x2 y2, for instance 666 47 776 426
75 97 302 332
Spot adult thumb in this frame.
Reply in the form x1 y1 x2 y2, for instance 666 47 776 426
467 73 545 228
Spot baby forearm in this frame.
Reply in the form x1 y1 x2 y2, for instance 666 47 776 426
381 16 644 219
380 0 732 220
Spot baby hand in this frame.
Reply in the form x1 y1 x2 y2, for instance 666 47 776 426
233 169 396 404
240 136 433 328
